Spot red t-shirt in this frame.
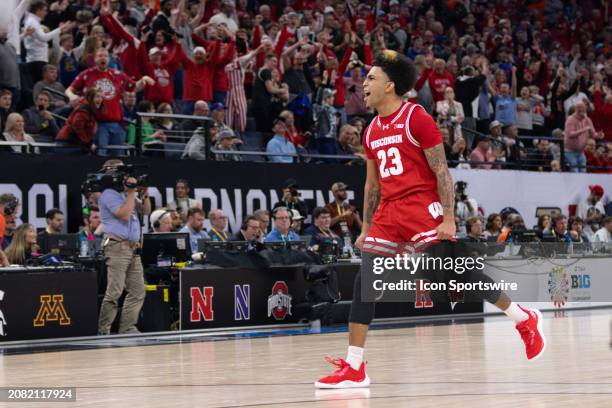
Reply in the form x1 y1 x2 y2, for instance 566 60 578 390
362 102 441 201
70 67 136 122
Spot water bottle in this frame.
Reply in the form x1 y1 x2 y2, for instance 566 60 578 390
79 234 89 257
342 231 355 259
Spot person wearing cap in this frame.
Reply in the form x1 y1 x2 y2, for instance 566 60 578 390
303 207 342 248
141 45 183 105
290 209 305 234
150 208 174 233
266 117 297 163
272 178 309 220
213 128 241 161
576 185 606 221
181 37 236 108
326 182 362 242
469 134 496 169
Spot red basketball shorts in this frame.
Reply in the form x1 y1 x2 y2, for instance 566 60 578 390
363 190 444 256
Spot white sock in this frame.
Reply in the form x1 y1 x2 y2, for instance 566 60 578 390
504 302 529 323
346 346 364 370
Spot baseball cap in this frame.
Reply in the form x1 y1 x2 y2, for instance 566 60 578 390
489 120 502 130
323 6 335 14
389 0 400 6
148 47 162 56
217 129 235 140
290 209 304 221
211 102 225 111
331 182 348 193
589 185 604 196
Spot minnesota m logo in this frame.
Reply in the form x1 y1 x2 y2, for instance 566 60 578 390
33 295 71 327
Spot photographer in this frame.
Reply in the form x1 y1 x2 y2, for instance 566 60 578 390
97 159 150 335
454 181 479 237
272 179 309 221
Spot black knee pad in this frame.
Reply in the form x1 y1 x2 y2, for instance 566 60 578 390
348 272 376 325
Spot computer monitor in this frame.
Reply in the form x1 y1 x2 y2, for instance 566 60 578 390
46 234 79 258
229 241 249 251
264 241 289 251
197 240 231 253
510 230 539 243
141 233 191 266
288 240 306 251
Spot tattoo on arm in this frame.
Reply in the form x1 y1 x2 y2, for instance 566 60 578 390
364 184 381 224
424 144 455 219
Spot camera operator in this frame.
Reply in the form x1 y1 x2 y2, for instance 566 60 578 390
97 159 149 335
273 179 309 221
454 181 479 237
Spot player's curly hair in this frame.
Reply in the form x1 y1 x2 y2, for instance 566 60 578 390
374 50 417 97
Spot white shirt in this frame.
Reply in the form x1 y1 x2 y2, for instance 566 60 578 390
576 199 606 221
2 131 39 154
593 227 611 243
23 12 61 63
209 13 238 33
8 0 31 56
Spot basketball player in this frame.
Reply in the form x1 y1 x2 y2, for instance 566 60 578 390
315 51 545 389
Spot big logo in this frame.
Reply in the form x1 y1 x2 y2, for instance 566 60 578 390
33 295 71 327
190 287 214 322
548 266 570 305
267 281 292 320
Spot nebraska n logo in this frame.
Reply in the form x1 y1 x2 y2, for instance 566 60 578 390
33 295 71 327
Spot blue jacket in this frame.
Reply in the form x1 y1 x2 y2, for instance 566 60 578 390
266 134 296 163
265 227 300 242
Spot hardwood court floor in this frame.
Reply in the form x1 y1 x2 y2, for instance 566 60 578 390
1 309 611 408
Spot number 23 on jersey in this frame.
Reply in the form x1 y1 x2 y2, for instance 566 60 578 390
377 147 404 178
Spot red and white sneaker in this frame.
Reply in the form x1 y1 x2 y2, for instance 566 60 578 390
314 357 370 389
515 306 546 360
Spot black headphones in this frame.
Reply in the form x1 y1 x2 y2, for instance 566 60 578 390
153 210 173 230
272 206 293 223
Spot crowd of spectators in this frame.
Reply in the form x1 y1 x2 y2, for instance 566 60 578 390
0 0 610 172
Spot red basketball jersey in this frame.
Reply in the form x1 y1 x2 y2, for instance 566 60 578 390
362 102 442 201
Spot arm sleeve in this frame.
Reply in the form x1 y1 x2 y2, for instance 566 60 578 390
409 105 442 149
